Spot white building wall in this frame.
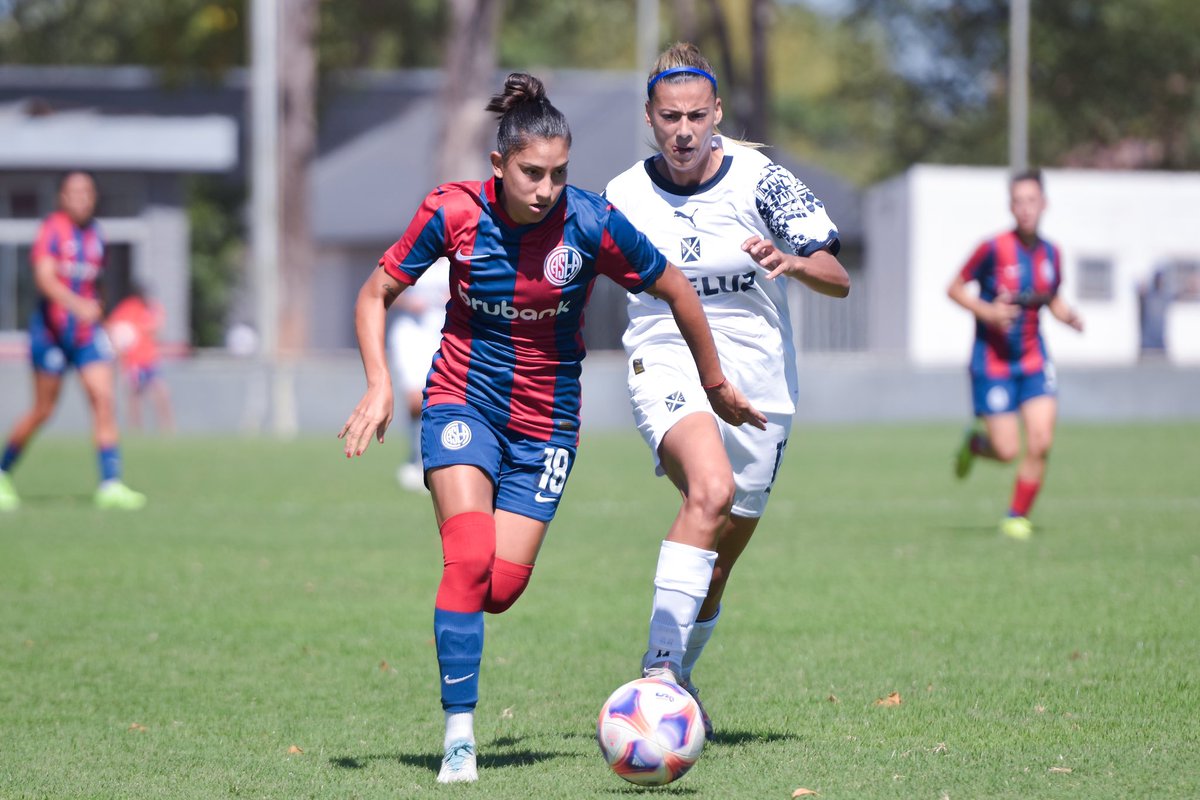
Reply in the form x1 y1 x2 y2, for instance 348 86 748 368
863 172 910 354
867 165 1200 367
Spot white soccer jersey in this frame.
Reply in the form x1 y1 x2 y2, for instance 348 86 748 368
604 137 840 414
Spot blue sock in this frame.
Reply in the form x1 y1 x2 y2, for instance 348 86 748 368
434 608 484 713
98 446 121 483
1 442 21 473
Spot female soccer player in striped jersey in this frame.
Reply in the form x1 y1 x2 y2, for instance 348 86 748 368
948 169 1084 540
604 43 851 737
339 72 760 784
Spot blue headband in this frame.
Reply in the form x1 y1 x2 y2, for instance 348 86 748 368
646 66 718 99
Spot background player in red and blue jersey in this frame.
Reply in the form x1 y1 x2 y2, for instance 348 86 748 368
338 73 759 784
0 172 146 512
948 169 1083 540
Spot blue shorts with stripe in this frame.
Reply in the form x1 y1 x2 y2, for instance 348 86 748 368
29 316 113 375
420 403 578 523
970 365 1056 417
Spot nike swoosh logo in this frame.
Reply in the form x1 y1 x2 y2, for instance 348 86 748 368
456 249 491 261
443 673 476 685
534 492 557 504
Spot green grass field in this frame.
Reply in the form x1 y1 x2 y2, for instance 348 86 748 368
2 423 1198 799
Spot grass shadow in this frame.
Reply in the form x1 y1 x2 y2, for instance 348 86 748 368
330 739 567 775
707 729 799 746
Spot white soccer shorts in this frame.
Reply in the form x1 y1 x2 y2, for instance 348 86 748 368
627 351 792 518
389 315 443 394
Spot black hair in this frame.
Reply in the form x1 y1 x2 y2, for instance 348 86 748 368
1010 168 1044 189
485 73 571 158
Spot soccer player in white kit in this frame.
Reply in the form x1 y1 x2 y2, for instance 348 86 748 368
604 42 851 735
386 257 450 492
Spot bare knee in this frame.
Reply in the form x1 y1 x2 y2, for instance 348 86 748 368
991 440 1020 462
682 470 734 521
1025 436 1053 462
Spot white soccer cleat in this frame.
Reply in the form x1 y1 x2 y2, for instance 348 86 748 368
436 739 478 784
642 660 681 684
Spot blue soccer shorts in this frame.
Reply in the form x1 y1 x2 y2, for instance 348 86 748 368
420 403 578 523
971 364 1057 417
29 316 113 375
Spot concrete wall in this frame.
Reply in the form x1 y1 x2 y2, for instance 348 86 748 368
2 353 1197 439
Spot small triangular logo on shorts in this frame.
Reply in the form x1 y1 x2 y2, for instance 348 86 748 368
664 391 686 412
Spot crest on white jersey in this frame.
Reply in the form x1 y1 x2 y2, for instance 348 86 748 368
544 245 583 286
680 237 701 263
441 420 472 450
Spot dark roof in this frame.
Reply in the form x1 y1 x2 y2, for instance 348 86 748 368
0 65 860 244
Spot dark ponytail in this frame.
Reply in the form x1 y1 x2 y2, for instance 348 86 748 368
485 72 571 158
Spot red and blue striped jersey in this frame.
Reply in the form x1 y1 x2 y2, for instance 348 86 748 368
31 211 105 346
380 177 668 442
958 229 1062 378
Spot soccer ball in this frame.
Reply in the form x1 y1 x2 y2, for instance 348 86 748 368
596 676 706 786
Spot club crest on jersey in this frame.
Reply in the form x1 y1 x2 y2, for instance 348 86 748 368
543 245 583 286
441 420 472 450
1040 258 1057 284
681 237 701 263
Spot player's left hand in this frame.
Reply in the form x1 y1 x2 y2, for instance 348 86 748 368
742 236 792 278
706 379 768 430
339 384 394 458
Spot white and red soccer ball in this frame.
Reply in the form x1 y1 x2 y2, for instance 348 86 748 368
596 676 706 786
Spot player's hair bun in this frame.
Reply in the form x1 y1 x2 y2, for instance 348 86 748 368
486 73 547 115
485 72 571 157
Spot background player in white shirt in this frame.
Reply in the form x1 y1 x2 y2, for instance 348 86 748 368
605 42 850 735
386 257 450 492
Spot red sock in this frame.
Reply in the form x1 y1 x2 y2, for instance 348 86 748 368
483 558 534 614
1009 478 1041 518
435 511 495 613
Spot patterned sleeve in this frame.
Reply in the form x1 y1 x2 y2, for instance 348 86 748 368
754 163 841 257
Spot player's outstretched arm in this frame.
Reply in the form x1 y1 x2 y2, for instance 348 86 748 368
743 237 850 298
646 264 767 430
340 266 406 457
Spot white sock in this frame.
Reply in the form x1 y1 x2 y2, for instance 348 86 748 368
444 711 474 747
643 540 716 674
681 604 721 684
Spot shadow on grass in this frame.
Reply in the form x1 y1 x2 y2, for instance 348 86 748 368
707 729 799 746
939 522 1055 539
7 492 95 509
330 743 566 774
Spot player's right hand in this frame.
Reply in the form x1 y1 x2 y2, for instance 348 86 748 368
982 291 1021 331
339 384 394 458
706 380 767 430
75 297 103 324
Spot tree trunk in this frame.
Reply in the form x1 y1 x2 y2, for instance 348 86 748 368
437 0 504 184
747 0 770 143
277 0 318 354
